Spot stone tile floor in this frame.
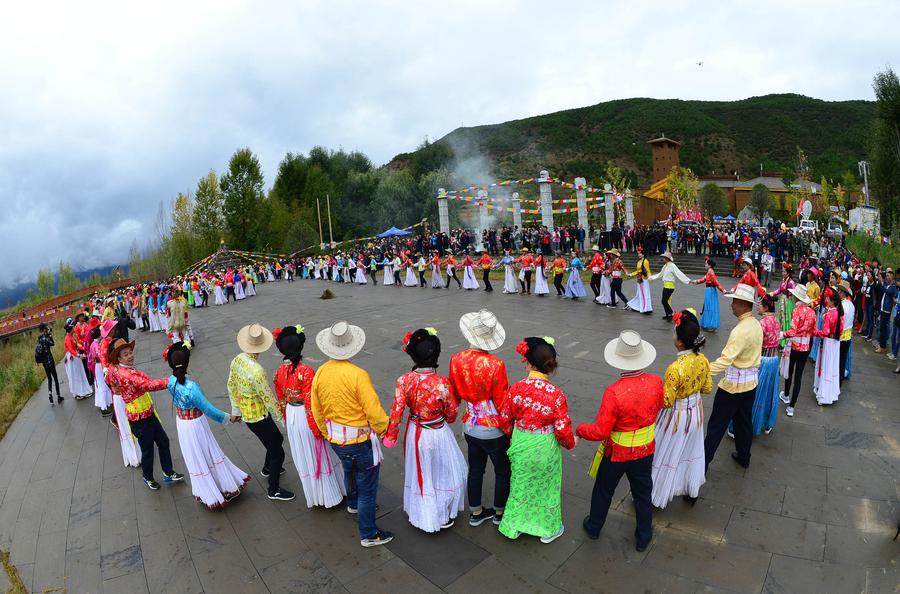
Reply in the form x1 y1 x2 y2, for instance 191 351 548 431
1 275 897 593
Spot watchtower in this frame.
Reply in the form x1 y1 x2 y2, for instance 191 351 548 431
647 135 681 183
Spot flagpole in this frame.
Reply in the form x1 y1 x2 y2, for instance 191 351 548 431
316 198 324 248
326 194 334 247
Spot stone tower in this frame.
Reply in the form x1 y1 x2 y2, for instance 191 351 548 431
647 135 681 183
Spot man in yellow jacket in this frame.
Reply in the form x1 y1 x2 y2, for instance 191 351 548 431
311 321 392 548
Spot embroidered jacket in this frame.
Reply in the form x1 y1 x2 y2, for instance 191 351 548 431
662 352 712 408
448 349 509 431
588 253 605 273
385 369 459 443
783 303 816 352
273 360 320 438
760 314 781 352
499 372 575 449
106 365 168 421
226 353 280 424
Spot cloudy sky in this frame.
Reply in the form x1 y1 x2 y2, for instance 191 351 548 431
1 0 897 285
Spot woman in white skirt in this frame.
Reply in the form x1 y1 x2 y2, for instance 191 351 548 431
90 323 113 415
533 250 550 296
627 248 653 314
234 273 246 300
403 256 418 287
272 325 345 508
812 290 842 405
461 253 480 290
165 343 250 509
430 253 444 289
148 293 162 332
245 270 257 296
355 256 368 284
596 267 612 305
383 328 466 532
63 319 93 399
651 309 711 507
381 253 394 286
213 279 226 305
500 250 518 294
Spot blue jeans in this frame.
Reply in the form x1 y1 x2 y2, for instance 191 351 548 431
879 312 891 348
331 440 380 539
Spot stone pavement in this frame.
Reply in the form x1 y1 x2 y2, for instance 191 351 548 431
0 274 897 593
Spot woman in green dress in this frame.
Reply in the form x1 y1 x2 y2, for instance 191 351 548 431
498 337 576 544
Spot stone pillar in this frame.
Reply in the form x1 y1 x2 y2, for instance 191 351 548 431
538 170 554 230
603 183 614 231
476 190 489 251
437 188 450 234
511 192 522 229
574 177 588 231
625 189 635 230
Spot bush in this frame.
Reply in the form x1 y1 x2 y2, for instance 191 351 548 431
846 233 900 268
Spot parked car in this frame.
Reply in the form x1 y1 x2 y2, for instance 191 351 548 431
794 219 819 234
826 221 843 238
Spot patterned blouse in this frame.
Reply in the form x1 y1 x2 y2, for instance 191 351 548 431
386 370 459 443
448 349 509 429
760 314 781 355
499 371 575 449
783 303 816 352
227 353 279 424
273 360 319 438
662 351 713 408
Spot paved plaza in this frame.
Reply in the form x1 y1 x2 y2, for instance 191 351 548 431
0 275 897 593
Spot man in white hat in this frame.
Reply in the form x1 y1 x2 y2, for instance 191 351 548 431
648 251 691 322
577 330 663 552
310 321 393 548
227 323 295 502
448 310 511 528
703 283 763 472
779 284 816 417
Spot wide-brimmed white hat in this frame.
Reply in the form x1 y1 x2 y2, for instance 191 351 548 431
661 250 674 262
459 310 505 351
725 283 757 303
316 321 366 360
742 256 754 267
237 323 273 354
788 284 811 304
604 330 656 371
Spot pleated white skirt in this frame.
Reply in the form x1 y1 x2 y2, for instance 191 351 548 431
462 266 479 289
431 265 444 288
176 416 250 509
595 275 612 304
94 363 112 409
64 355 92 398
286 405 345 508
214 286 226 305
402 423 467 533
503 266 517 293
651 394 705 508
148 311 161 332
235 283 246 300
382 265 393 285
627 280 653 312
245 281 256 296
404 268 418 286
534 266 549 294
813 338 840 405
355 268 367 284
112 394 141 467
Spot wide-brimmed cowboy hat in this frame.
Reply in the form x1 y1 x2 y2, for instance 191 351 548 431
237 323 273 354
459 310 505 351
836 281 853 296
605 248 621 257
725 283 758 304
662 250 674 262
788 284 811 304
108 338 136 365
603 330 656 371
316 321 365 360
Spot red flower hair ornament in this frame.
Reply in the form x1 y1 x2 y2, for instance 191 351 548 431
402 331 413 353
515 339 529 361
272 327 283 342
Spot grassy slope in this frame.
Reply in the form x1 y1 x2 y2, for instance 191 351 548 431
407 94 874 185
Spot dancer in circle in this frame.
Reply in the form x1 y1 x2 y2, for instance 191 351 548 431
751 294 781 435
564 252 587 300
626 247 652 314
692 258 725 331
516 248 534 295
497 336 575 544
272 325 345 508
533 249 550 297
812 289 842 406
476 250 494 292
499 249 517 294
779 284 816 418
430 252 444 289
649 251 691 321
63 318 92 400
444 253 461 289
587 246 605 300
165 342 249 509
403 254 418 287
461 251 480 290
383 328 467 533
550 252 567 297
652 310 711 508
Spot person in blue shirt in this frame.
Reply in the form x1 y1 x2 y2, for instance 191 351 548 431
165 342 249 508
875 270 898 354
565 253 587 300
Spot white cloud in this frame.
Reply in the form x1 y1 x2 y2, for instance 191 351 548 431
1 0 897 284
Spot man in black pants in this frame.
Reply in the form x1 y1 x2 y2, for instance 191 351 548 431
588 246 604 298
227 323 294 501
779 285 815 418
703 284 763 472
606 249 628 308
477 251 494 292
36 323 62 404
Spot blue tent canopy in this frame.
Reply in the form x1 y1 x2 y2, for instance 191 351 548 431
714 215 736 221
376 226 413 238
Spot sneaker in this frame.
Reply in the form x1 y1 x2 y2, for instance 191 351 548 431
606 304 617 309
786 406 794 417
492 514 504 526
469 508 496 526
779 391 790 405
267 488 295 501
56 395 64 403
764 427 773 435
101 408 113 417
440 519 455 530
346 505 358 514
144 478 161 490
726 429 734 439
360 530 394 548
261 467 286 478
163 472 185 483
887 353 897 361
540 525 565 544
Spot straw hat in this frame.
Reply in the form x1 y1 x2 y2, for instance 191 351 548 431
459 310 506 351
316 321 366 360
661 250 674 262
592 245 600 252
520 247 530 253
603 330 656 371
108 338 136 365
788 284 811 304
237 323 273 354
725 283 758 303
836 281 853 296
605 248 621 257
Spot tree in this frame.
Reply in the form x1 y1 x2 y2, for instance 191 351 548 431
871 68 900 234
221 148 266 250
748 183 773 218
663 166 700 218
193 170 224 253
36 267 54 299
57 262 80 294
699 183 729 220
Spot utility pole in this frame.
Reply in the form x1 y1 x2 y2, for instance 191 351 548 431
858 161 870 207
316 198 324 248
326 194 334 247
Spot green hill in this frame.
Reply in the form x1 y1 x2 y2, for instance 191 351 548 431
393 94 874 186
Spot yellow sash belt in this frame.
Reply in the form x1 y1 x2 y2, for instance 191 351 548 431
588 424 655 478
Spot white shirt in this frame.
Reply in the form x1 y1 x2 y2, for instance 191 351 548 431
841 300 855 336
649 261 691 285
